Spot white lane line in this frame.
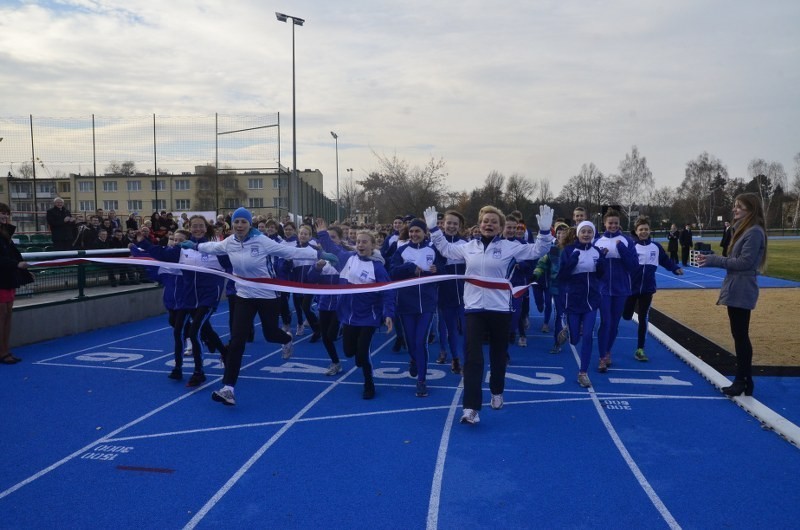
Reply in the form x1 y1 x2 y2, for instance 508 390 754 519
0 378 219 501
568 344 681 529
427 381 463 530
109 346 163 352
183 334 395 529
35 325 172 363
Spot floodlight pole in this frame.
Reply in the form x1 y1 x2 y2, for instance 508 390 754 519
276 12 305 220
331 131 339 222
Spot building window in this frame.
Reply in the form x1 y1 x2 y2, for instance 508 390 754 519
78 181 94 192
152 199 166 211
272 177 286 189
58 182 71 193
175 179 190 191
223 178 237 189
198 199 214 210
37 201 52 212
248 198 264 208
103 200 119 211
79 200 95 211
103 181 118 192
37 183 56 195
224 198 238 209
198 179 210 191
127 200 142 212
151 180 166 191
248 178 263 190
175 199 191 210
127 180 142 191
272 197 287 208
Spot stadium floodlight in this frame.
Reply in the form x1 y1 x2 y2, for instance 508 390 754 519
331 131 339 221
276 12 306 218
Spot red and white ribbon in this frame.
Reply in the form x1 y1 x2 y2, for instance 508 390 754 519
27 256 533 297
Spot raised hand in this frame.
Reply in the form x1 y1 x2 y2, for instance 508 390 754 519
423 206 438 230
535 204 554 233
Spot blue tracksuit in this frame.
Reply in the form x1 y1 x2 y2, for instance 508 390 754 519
594 230 638 357
558 241 606 372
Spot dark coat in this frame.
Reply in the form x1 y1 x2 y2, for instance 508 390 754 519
46 206 75 243
679 227 693 248
0 224 25 289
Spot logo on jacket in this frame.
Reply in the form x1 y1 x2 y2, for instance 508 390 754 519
359 270 369 282
426 255 434 266
251 247 259 256
492 248 502 259
201 253 209 262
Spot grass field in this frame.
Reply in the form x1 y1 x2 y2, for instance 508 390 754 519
703 238 800 282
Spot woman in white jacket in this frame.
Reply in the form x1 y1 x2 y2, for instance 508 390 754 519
424 204 554 425
193 208 318 406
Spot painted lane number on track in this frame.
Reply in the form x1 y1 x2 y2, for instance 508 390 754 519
81 445 134 461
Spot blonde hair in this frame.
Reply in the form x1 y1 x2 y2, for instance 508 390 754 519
478 205 506 228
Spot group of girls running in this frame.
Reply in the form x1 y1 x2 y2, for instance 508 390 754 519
131 203 692 418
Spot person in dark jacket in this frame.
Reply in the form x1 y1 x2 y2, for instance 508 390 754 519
46 197 76 250
720 221 732 257
667 224 680 263
679 224 693 266
0 203 28 364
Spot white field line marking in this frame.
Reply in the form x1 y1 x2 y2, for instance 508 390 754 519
568 343 681 529
646 320 800 449
427 381 463 530
128 352 175 369
106 393 724 444
35 325 173 363
0 337 310 500
0 376 221 501
183 334 395 529
109 346 163 352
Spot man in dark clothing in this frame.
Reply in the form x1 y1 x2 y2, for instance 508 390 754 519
720 221 732 257
679 224 693 266
46 197 76 250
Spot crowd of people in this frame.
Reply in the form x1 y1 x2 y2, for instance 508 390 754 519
7 195 766 423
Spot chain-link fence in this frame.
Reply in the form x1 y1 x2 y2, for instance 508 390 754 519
0 114 333 232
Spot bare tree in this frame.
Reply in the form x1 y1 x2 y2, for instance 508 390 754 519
361 152 448 222
648 186 677 230
679 151 728 229
747 158 787 226
535 178 553 203
339 173 364 222
16 161 34 179
505 173 537 213
615 146 654 228
105 160 137 176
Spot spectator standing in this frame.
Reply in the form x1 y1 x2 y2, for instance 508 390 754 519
667 223 680 263
46 197 76 251
720 221 732 257
679 223 693 266
697 193 767 397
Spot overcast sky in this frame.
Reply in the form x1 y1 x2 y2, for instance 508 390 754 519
1 0 798 199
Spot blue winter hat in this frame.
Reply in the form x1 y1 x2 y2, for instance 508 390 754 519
231 207 252 225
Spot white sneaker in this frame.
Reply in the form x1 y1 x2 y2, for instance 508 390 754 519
490 393 504 410
460 408 480 425
296 324 305 336
517 336 527 347
282 323 291 334
324 362 342 376
281 340 294 359
577 372 592 388
212 387 236 406
183 339 192 357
